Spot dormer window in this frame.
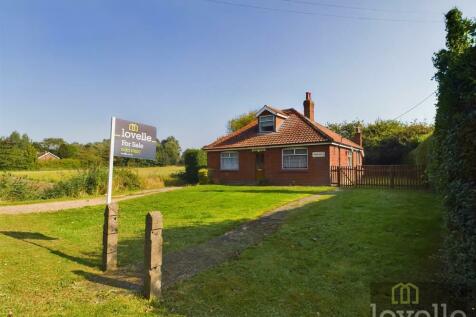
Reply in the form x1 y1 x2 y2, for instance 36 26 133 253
259 115 275 133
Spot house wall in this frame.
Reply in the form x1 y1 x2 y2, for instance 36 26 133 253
263 145 330 185
207 150 256 185
329 145 363 167
207 144 333 186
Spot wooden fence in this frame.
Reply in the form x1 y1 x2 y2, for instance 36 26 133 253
330 165 427 188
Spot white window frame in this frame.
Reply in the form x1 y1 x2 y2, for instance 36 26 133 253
282 148 308 170
259 115 275 133
347 150 353 166
220 151 239 171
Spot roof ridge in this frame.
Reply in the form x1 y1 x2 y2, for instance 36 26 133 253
203 106 363 150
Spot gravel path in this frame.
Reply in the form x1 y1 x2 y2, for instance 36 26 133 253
0 187 181 215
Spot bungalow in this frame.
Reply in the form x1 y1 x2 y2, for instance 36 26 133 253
203 92 364 186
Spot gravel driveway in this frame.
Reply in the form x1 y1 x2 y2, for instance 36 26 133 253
0 187 181 215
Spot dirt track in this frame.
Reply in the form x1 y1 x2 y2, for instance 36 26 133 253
0 187 180 215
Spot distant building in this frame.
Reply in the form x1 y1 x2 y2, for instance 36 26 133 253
37 151 60 161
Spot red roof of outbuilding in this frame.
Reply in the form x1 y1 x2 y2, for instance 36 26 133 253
204 108 362 150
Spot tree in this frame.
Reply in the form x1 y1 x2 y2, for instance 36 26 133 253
157 136 181 166
327 120 433 164
182 149 206 183
0 132 37 170
430 8 476 287
227 110 257 132
57 143 79 159
38 138 65 155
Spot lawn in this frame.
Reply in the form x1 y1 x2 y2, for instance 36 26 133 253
0 186 443 316
0 185 329 316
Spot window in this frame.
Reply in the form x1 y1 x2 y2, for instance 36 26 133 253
259 115 274 133
282 148 308 169
220 152 239 170
347 150 353 166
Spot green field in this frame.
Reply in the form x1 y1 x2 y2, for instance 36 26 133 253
9 166 184 186
0 186 443 316
0 166 185 205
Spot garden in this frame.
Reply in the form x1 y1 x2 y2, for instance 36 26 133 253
0 186 443 316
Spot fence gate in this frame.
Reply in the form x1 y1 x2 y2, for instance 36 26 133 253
330 165 426 189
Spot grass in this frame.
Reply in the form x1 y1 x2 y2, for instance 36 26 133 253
0 187 443 316
164 189 443 316
0 166 185 206
8 166 184 185
0 185 329 316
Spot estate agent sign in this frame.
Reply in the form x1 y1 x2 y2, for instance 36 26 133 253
114 118 157 160
106 117 157 204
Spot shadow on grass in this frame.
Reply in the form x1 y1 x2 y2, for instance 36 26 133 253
0 230 100 269
73 270 141 291
0 231 57 240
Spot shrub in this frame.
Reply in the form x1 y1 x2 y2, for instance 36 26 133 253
36 158 82 170
114 168 141 192
0 173 45 201
431 8 476 287
198 168 209 185
83 167 108 195
182 149 207 184
43 167 107 198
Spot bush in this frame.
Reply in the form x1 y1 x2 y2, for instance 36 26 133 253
114 168 141 192
182 149 207 184
0 173 46 201
431 9 476 287
37 158 82 170
198 168 209 185
42 167 137 199
405 134 434 166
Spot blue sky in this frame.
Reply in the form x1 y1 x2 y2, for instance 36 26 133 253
1 0 475 149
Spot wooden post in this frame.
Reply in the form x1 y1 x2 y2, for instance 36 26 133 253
390 166 395 188
102 202 118 271
144 211 163 300
337 166 341 187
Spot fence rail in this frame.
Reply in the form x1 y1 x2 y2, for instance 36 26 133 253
330 165 426 188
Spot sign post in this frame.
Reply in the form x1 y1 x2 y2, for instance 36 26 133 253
102 117 157 271
106 117 116 204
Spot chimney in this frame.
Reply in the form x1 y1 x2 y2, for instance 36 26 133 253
303 91 315 121
353 126 363 147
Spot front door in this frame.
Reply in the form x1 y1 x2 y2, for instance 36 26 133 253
255 152 265 182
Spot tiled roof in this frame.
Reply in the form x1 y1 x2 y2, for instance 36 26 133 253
204 108 363 150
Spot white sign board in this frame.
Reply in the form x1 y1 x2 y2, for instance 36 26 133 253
312 151 325 158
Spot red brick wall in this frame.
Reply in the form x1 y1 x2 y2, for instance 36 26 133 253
328 145 363 167
207 145 332 186
207 150 256 184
